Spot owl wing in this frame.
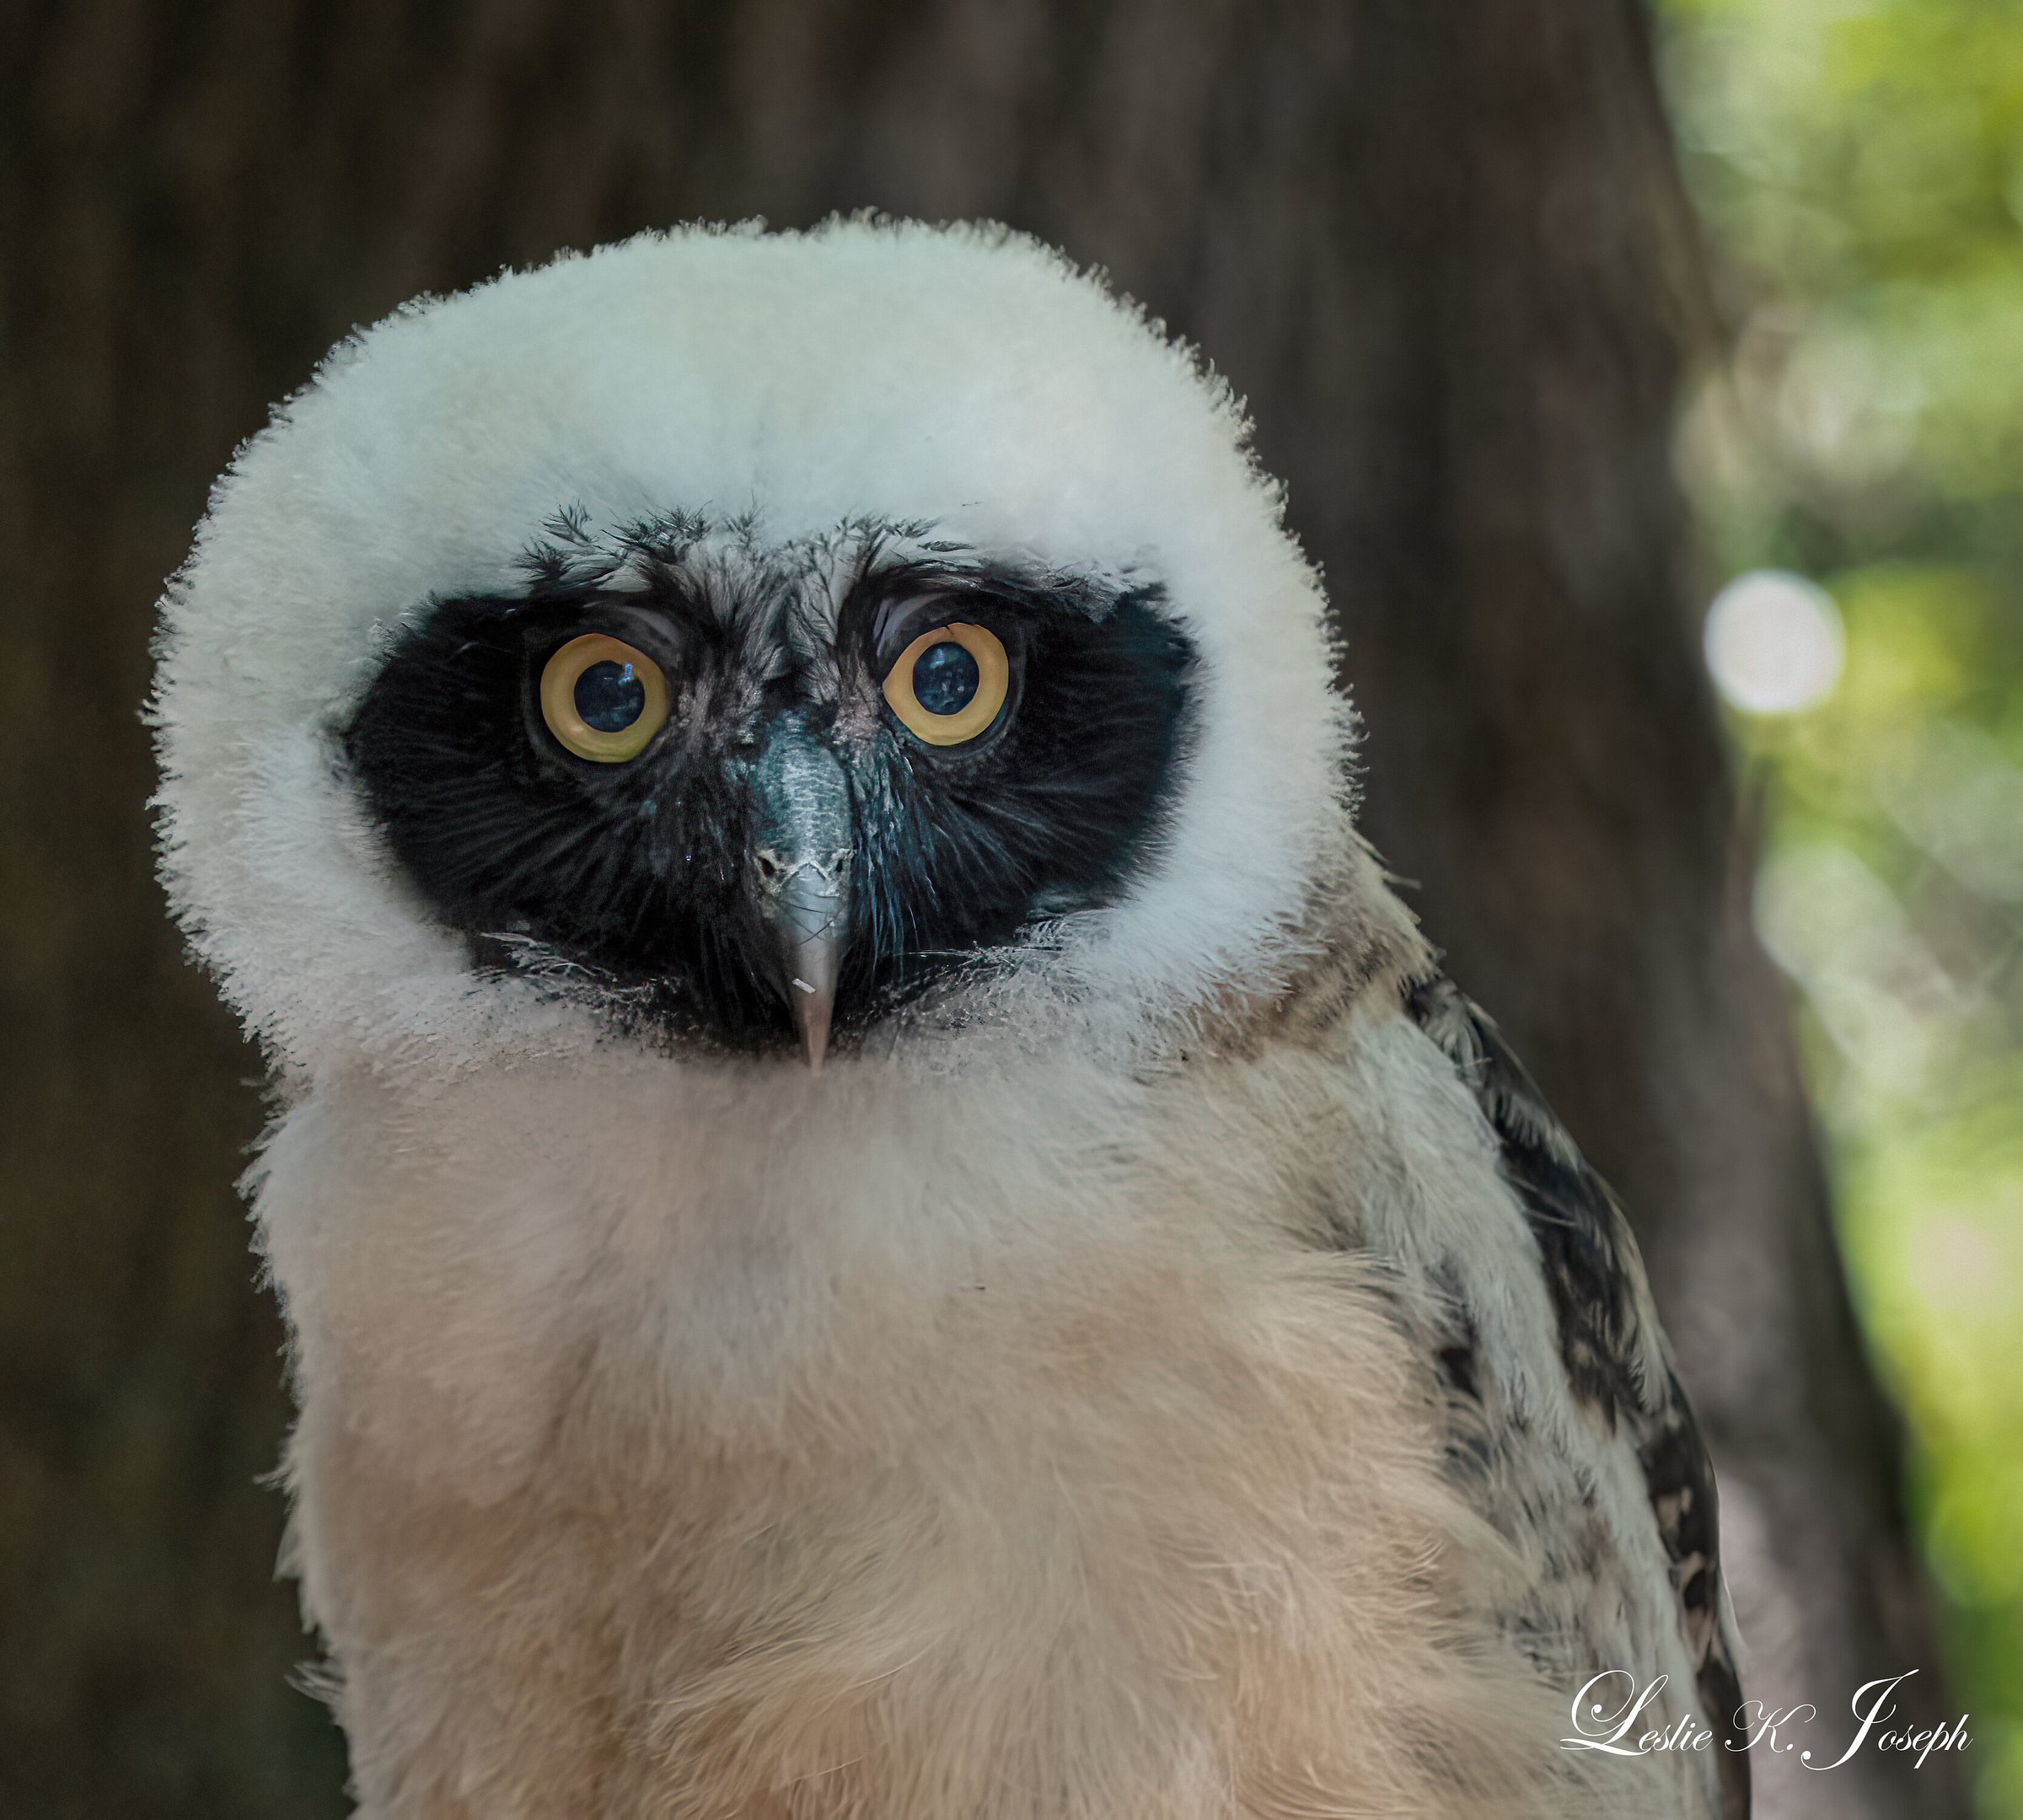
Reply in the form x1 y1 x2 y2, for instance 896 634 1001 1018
1402 971 1750 1820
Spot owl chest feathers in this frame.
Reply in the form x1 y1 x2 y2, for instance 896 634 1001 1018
257 1008 1693 1819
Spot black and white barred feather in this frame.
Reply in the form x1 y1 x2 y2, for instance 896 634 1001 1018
1404 972 1750 1820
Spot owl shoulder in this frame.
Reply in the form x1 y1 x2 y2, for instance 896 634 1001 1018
1398 970 1749 1820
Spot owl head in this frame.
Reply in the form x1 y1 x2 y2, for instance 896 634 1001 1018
153 220 1360 1082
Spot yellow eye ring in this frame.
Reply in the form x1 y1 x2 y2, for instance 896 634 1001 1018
881 622 1010 747
539 634 669 763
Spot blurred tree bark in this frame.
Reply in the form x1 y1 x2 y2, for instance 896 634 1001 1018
0 3 1964 1817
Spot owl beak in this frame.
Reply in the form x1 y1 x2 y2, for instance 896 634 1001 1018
748 720 854 1071
768 859 848 1070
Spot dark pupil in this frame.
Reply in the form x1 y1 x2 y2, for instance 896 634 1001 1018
574 659 645 733
913 640 980 717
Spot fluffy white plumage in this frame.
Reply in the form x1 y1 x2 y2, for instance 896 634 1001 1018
154 219 1745 1819
156 220 1341 1072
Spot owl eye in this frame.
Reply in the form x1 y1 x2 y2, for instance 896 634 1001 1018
539 633 670 763
882 622 1010 747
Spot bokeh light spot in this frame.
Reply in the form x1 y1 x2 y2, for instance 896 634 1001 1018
1704 568 1845 714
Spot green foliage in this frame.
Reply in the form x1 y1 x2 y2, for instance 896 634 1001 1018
1659 3 2023 1812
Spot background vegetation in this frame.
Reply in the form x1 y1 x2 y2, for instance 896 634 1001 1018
1661 2 2023 1811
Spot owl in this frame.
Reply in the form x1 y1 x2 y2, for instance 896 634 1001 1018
153 220 1747 1820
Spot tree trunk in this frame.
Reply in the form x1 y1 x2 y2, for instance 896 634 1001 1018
0 3 1961 1817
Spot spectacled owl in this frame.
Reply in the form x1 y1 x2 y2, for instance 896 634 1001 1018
153 219 1747 1820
